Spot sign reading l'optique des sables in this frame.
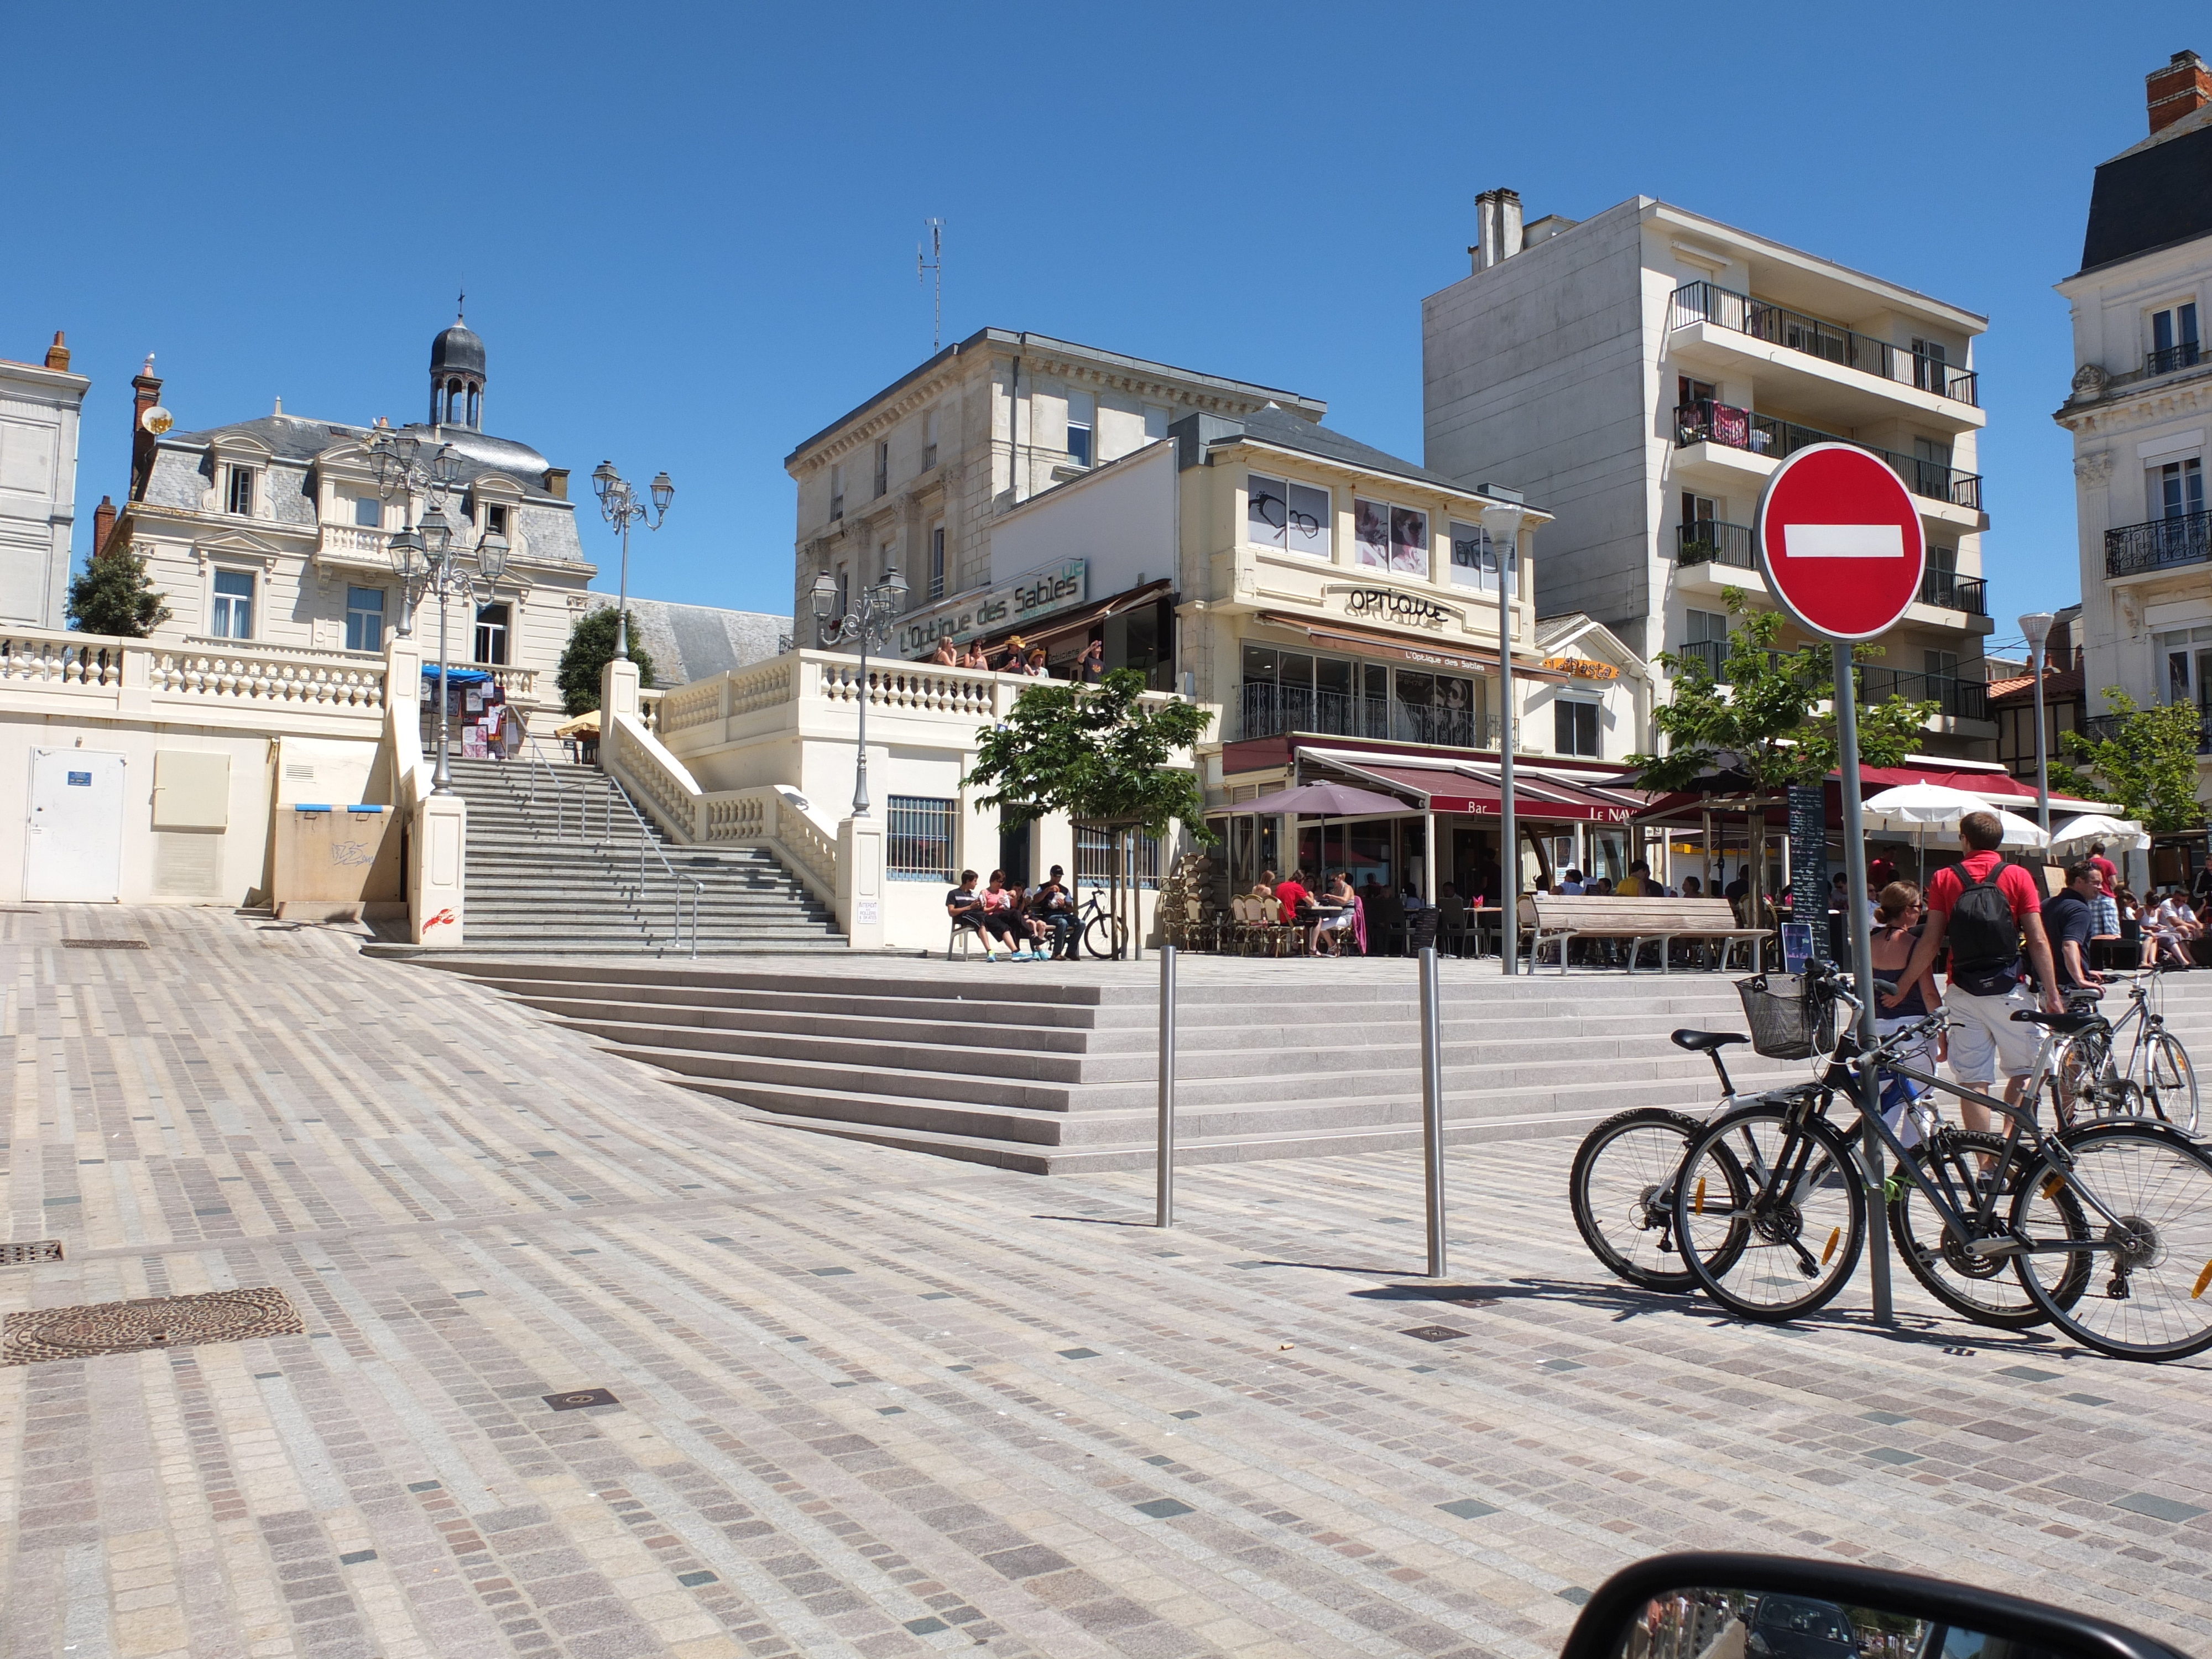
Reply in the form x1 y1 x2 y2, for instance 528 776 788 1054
897 559 1088 658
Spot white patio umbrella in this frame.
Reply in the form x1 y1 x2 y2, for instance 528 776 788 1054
1861 783 2047 881
2048 813 2150 857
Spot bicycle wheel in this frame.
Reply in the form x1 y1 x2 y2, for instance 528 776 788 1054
1889 1129 2088 1329
2012 1122 2212 1361
2051 1031 2110 1130
1569 1108 1712 1293
1674 1107 1865 1322
2137 1031 2199 1136
1082 912 1128 959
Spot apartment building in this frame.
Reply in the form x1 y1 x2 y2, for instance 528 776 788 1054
1422 191 1997 759
2055 50 2212 792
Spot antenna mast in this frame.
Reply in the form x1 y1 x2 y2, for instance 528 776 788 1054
917 218 944 352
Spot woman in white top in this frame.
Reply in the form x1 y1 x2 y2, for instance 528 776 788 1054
2150 888 2197 968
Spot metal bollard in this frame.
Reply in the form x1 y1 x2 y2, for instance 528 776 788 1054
1419 946 1447 1277
1156 944 1176 1227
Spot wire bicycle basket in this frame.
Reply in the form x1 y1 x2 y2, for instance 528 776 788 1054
1735 971 1837 1060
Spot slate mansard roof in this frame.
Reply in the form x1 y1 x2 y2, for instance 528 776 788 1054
2079 115 2212 273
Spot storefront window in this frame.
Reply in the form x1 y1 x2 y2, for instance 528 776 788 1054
1390 506 1429 577
1354 499 1391 568
1392 670 1476 747
1248 474 1332 557
1297 819 1394 894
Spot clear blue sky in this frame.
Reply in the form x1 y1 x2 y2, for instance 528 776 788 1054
4 2 2198 658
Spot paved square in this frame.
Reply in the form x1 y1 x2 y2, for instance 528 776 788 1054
5 908 2211 1659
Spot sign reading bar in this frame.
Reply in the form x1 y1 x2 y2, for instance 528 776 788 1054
897 559 1088 658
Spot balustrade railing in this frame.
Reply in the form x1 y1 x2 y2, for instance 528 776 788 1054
1673 400 1983 510
2147 342 2204 377
1670 281 1979 405
2107 510 2212 577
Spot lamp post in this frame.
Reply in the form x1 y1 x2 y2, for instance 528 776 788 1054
2019 611 2057 838
591 461 674 659
810 565 910 816
363 423 456 641
395 500 510 795
1481 500 1527 974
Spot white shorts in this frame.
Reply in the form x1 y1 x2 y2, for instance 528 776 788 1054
1943 983 2042 1084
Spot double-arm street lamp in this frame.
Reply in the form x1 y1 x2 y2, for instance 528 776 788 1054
363 423 448 640
810 566 909 817
590 461 674 659
388 497 509 795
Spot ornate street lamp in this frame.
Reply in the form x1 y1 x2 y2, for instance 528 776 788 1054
812 565 910 817
2020 611 2057 837
591 461 674 659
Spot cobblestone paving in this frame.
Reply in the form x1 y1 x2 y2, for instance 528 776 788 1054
4 908 2211 1659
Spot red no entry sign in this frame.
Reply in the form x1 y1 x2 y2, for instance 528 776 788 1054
1755 442 1926 641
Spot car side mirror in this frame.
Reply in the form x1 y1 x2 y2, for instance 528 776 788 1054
1559 1555 2182 1659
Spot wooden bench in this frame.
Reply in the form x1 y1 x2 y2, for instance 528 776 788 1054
1516 895 1767 974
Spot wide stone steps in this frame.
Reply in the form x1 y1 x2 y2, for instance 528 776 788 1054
437 755 843 954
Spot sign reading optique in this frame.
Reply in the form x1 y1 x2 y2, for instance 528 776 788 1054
1342 588 1452 624
898 559 1088 658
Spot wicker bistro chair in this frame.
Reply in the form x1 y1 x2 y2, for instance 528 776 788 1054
1228 894 1261 956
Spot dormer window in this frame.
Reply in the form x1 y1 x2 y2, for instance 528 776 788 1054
226 465 255 516
482 503 509 536
1066 392 1095 467
830 462 844 521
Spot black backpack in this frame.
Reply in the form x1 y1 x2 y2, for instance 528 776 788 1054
1947 863 2021 994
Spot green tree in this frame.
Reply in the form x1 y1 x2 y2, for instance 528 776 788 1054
965 668 1217 843
2061 688 2201 831
65 546 171 638
1627 593 1937 792
556 606 655 716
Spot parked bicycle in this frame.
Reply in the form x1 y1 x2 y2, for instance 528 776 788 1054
1665 963 2212 1361
1069 887 1129 960
2048 968 2198 1135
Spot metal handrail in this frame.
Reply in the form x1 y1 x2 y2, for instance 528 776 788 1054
521 737 702 957
1670 281 1979 406
1672 400 1983 510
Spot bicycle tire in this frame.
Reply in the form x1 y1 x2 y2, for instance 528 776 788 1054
1674 1105 1865 1323
1888 1129 2088 1330
2051 1031 2110 1131
2012 1121 2212 1361
1569 1108 1711 1293
1082 913 1128 960
2138 1030 2200 1137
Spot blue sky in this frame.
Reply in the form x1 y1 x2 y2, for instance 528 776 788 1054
3 3 2197 658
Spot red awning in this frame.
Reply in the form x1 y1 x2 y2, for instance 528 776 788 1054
1315 758 1653 825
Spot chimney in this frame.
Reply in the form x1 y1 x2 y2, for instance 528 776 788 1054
1470 188 1526 273
91 496 116 559
129 357 163 502
543 467 569 499
44 331 70 372
2148 49 2212 134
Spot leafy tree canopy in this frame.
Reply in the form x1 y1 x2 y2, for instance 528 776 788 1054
65 547 171 638
2060 688 2200 831
1627 593 1936 793
965 668 1216 843
557 606 655 715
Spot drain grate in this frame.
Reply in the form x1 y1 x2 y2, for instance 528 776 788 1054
0 1240 64 1266
59 938 150 951
544 1386 620 1411
1400 1324 1470 1343
3 1286 301 1365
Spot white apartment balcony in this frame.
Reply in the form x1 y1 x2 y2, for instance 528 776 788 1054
1667 522 1994 634
1667 283 1985 436
1670 401 1986 533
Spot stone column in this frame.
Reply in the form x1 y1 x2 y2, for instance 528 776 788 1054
412 792 466 945
837 815 885 949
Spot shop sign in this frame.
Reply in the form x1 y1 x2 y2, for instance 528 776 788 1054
1335 586 1455 625
897 559 1088 657
1540 655 1620 680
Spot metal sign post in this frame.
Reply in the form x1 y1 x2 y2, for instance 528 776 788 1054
1156 944 1176 1227
1758 443 1925 1333
1418 946 1447 1277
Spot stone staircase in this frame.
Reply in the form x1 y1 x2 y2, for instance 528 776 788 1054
440 754 845 954
397 953 2212 1175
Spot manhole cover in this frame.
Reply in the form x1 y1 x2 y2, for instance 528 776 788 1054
3 1286 301 1365
545 1387 620 1411
0 1240 64 1266
59 939 150 951
1401 1325 1470 1343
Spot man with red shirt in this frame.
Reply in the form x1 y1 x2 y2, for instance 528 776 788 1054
2086 842 2118 895
1885 811 2062 1131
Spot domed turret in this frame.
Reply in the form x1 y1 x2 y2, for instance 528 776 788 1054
429 298 485 429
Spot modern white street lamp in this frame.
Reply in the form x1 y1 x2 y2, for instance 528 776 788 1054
2020 611 2057 837
1481 498 1527 974
811 565 909 817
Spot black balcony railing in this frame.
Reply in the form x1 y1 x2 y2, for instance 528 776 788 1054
2107 510 2212 577
1237 682 1499 748
1675 521 1756 570
1917 570 1987 615
1856 665 1989 723
1673 400 1983 511
2147 342 2204 377
1673 639 1730 681
1671 281 1979 406
2083 708 2212 753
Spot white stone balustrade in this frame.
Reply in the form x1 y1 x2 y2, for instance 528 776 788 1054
0 624 388 734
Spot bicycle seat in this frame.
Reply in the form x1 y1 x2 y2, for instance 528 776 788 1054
1671 1029 1750 1052
2009 1009 2102 1032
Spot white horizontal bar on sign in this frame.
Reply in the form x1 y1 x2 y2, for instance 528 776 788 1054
1781 523 1905 559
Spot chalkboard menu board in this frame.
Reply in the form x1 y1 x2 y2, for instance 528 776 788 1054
1787 783 1830 963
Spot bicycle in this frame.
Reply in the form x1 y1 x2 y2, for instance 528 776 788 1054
1066 888 1128 960
2048 969 2198 1135
1670 964 2212 1361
